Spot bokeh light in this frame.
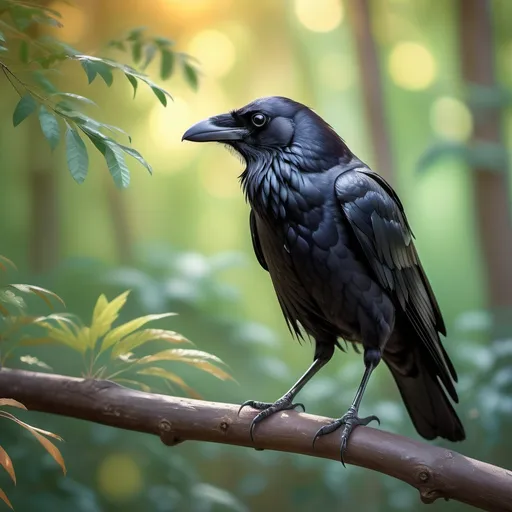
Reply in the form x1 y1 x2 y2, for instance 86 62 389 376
97 453 143 502
187 30 236 78
430 96 473 141
388 42 437 90
294 0 344 33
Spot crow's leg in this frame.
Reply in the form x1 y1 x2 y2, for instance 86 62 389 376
313 348 381 465
239 342 334 441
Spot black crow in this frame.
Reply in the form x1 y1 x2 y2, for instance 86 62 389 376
183 96 465 461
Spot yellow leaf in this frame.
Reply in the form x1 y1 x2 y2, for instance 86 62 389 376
183 360 233 381
138 349 234 382
101 312 176 353
0 488 13 510
0 399 27 410
35 319 84 353
111 329 189 359
0 413 66 475
141 349 224 365
28 428 66 475
137 367 202 399
90 291 130 348
0 446 15 484
9 285 65 309
0 255 17 272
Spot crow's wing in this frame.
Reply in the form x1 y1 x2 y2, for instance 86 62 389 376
335 168 458 400
249 209 268 271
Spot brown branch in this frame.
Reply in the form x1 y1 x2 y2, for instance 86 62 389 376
0 368 510 511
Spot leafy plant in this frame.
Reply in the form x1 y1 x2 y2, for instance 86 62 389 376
0 398 65 510
0 254 65 368
23 291 233 396
0 1 199 187
107 26 199 90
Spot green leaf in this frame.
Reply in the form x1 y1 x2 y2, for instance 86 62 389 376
142 44 157 70
127 27 146 41
0 31 4 42
160 49 174 80
80 125 151 174
108 40 126 51
131 40 142 63
81 60 98 84
151 86 167 106
101 312 176 353
13 94 37 127
183 61 198 91
154 37 173 48
94 62 114 87
8 284 65 308
103 143 130 188
38 106 60 151
51 93 97 107
65 124 89 184
117 145 152 174
125 73 138 98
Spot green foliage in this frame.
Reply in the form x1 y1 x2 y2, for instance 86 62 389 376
0 2 198 188
107 27 200 91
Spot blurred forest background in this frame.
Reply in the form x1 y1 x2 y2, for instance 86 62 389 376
1 0 512 510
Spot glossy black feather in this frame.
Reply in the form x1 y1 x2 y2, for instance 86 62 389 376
186 96 465 442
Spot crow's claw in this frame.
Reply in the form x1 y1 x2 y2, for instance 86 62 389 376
312 407 380 466
238 396 306 442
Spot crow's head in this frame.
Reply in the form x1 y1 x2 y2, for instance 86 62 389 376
183 96 350 167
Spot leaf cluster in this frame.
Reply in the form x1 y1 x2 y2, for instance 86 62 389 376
0 398 65 510
0 3 198 187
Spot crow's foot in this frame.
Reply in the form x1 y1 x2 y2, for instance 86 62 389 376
312 407 380 466
238 395 305 442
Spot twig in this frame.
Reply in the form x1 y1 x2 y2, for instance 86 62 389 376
0 368 510 511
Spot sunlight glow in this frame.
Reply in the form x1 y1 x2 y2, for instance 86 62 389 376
187 30 236 78
294 0 344 33
430 96 473 141
388 42 436 90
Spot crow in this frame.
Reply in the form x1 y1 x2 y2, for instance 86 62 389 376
183 96 465 461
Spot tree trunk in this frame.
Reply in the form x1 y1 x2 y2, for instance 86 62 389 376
458 0 512 326
346 0 394 183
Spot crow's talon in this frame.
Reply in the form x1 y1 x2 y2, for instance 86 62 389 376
312 408 380 466
239 396 305 441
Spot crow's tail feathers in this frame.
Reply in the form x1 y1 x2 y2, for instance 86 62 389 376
384 341 465 442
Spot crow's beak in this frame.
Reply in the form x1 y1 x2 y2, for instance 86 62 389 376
182 114 248 142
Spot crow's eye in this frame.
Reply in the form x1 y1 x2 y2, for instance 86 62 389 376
251 113 267 127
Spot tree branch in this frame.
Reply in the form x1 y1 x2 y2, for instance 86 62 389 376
0 368 510 511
